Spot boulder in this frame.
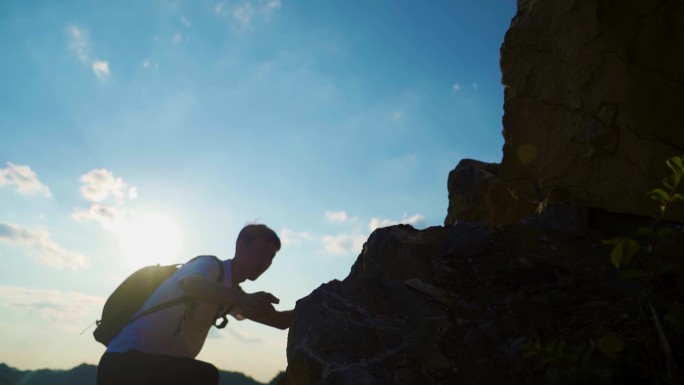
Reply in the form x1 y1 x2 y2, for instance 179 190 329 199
444 159 536 226
279 221 684 384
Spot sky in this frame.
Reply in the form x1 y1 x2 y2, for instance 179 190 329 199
0 0 516 382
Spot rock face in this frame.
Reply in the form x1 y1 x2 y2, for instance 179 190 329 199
444 159 536 226
499 0 684 223
279 220 684 384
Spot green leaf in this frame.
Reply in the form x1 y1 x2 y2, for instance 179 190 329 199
568 348 582 363
646 188 669 203
601 237 620 246
635 226 655 237
581 348 591 367
610 238 641 268
596 333 624 358
654 263 676 276
619 269 648 280
666 156 684 175
657 227 677 239
663 172 682 189
672 193 684 203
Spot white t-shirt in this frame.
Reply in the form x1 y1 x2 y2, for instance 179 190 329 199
107 257 240 358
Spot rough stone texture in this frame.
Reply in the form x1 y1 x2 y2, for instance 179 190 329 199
444 159 536 226
279 221 684 385
499 0 684 223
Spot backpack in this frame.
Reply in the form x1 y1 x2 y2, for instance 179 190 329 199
93 255 229 347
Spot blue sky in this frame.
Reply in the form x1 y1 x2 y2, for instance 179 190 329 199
0 0 516 382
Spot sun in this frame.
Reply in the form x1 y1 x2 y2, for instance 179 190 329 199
118 214 183 268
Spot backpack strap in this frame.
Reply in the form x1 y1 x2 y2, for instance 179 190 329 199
130 255 225 324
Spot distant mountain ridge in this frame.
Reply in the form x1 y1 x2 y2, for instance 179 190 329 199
0 362 280 385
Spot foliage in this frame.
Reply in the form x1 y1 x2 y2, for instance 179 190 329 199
602 155 684 385
520 338 611 384
521 155 684 384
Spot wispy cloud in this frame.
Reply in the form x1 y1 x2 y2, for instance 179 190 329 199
387 111 403 123
214 2 227 15
452 83 462 91
92 60 110 77
78 169 135 203
66 25 111 78
0 162 52 197
232 3 255 30
472 83 479 90
181 16 192 28
324 211 349 223
321 233 366 255
0 286 103 332
368 213 425 232
0 222 89 270
215 0 282 31
72 203 125 231
72 169 137 231
262 0 282 15
280 228 312 246
142 59 159 69
67 25 89 62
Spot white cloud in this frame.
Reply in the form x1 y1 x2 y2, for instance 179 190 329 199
0 286 104 332
0 222 89 270
280 228 312 246
142 60 159 69
233 3 255 30
172 32 183 45
262 0 281 15
78 168 133 204
452 83 462 91
368 213 425 231
472 83 479 90
0 162 52 197
324 211 349 223
321 233 366 255
67 25 112 78
67 25 89 62
74 169 136 232
72 203 126 232
215 2 226 15
92 60 110 77
217 0 281 30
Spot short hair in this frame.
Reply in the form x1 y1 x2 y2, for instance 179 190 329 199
236 224 281 251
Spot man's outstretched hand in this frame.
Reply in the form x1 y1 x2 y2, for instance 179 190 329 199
237 291 293 330
239 291 280 318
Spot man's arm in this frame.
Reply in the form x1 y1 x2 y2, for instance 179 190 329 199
181 273 279 318
243 306 293 330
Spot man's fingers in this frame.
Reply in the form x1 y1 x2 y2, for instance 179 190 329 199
266 293 280 305
256 292 280 305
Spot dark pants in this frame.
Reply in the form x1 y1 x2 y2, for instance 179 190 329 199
97 350 219 385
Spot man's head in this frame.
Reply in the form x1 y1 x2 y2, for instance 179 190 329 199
233 224 281 281
236 224 281 251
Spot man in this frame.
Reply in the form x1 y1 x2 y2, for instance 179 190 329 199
97 224 292 385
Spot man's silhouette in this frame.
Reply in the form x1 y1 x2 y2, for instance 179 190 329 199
97 224 292 385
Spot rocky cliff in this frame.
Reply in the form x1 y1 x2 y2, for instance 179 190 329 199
498 0 684 223
278 0 684 384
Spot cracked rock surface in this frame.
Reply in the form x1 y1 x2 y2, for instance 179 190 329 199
278 218 684 385
499 0 684 223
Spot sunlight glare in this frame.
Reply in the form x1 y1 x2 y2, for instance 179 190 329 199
118 214 183 268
